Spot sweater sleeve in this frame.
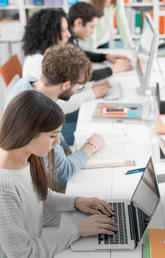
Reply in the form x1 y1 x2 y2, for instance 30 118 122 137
116 0 135 49
0 192 80 258
45 189 76 211
90 67 113 81
85 50 106 63
56 87 95 114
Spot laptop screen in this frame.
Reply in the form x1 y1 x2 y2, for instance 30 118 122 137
131 157 160 239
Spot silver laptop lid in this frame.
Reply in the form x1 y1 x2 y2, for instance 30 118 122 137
131 157 160 243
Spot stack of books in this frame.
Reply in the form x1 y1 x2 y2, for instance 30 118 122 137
143 228 165 258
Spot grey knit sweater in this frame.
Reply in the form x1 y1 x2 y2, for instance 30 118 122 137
0 164 80 258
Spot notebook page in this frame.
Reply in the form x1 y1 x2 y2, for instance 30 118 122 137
74 129 135 169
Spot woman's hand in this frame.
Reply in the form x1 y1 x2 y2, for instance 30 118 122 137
82 133 105 157
77 214 118 237
75 197 114 216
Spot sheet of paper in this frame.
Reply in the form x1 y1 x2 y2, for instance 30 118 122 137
74 129 135 169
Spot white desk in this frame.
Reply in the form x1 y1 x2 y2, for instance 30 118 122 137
56 50 165 258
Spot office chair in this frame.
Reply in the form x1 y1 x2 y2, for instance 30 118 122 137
0 54 22 87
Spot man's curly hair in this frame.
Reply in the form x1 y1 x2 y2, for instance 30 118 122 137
42 44 92 86
23 8 68 56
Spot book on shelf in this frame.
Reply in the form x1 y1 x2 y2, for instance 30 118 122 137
143 228 165 258
67 0 78 6
24 0 64 5
33 0 43 5
93 103 142 120
74 129 135 169
44 0 63 5
159 9 165 35
135 11 142 34
0 0 8 7
113 9 155 38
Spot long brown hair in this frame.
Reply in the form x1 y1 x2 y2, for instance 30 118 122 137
92 0 117 11
0 90 65 200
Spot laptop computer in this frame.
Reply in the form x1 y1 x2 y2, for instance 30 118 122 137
71 157 160 251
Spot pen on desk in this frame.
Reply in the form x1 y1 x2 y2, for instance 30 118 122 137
125 168 145 175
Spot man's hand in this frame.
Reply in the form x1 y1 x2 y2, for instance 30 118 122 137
111 60 133 73
106 54 130 63
92 80 111 98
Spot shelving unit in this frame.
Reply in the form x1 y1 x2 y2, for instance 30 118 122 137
0 0 68 39
0 0 68 65
112 0 165 44
0 0 164 65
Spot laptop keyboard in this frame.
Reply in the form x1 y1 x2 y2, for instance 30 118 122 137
137 207 149 237
98 202 128 245
105 82 122 100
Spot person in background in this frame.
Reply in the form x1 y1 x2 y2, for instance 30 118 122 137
79 0 135 50
6 44 105 190
0 90 117 257
68 2 132 81
23 8 110 115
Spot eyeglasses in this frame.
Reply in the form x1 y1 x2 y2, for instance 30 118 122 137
72 82 86 91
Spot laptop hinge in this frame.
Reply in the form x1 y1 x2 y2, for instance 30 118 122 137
128 202 139 248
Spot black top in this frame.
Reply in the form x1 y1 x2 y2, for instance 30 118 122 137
68 32 113 81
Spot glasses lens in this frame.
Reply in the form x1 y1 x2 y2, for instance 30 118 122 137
78 83 86 90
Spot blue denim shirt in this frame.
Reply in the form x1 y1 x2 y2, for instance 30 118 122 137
6 76 89 182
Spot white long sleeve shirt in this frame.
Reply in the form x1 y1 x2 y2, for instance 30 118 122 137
23 54 95 114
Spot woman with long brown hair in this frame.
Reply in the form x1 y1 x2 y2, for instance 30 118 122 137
80 0 135 50
0 90 117 257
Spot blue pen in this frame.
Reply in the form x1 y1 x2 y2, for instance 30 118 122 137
125 168 145 175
